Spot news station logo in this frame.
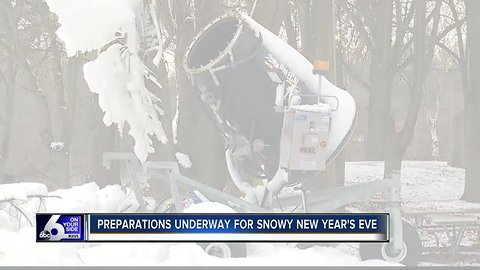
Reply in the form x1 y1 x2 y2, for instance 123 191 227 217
36 214 85 242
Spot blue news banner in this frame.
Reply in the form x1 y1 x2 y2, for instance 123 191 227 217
36 213 389 242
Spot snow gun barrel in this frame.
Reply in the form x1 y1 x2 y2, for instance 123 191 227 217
183 14 356 181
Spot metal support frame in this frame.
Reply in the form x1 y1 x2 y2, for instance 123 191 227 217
103 152 405 257
273 178 394 211
386 171 404 252
125 160 147 211
103 152 147 211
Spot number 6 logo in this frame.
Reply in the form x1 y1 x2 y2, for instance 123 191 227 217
43 215 66 241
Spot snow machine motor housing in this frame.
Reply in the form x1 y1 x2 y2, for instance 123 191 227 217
183 14 356 198
279 105 331 172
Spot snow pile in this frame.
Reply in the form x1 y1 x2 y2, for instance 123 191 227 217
0 183 48 230
0 225 393 266
160 243 396 266
0 227 392 266
0 182 395 266
46 182 139 213
46 0 167 162
0 183 47 202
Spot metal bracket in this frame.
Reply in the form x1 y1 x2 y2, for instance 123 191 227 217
103 152 147 211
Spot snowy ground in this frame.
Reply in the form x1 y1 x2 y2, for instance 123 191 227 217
346 161 480 266
0 161 478 266
345 161 479 211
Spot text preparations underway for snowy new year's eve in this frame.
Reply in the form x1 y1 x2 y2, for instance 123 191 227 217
35 213 389 242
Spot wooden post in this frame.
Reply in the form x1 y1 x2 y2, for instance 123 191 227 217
311 0 346 189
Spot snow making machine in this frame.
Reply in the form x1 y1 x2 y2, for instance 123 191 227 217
182 14 358 197
103 13 421 265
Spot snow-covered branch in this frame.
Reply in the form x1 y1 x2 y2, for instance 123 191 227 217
46 0 167 162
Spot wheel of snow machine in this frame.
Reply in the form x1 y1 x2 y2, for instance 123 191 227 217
359 221 422 266
199 243 247 258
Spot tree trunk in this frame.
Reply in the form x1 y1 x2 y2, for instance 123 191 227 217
194 0 224 28
366 0 394 161
0 0 16 178
384 0 426 176
283 3 299 50
0 1 55 187
462 0 480 202
65 54 116 188
251 0 288 34
44 15 69 188
311 0 333 65
310 0 345 188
